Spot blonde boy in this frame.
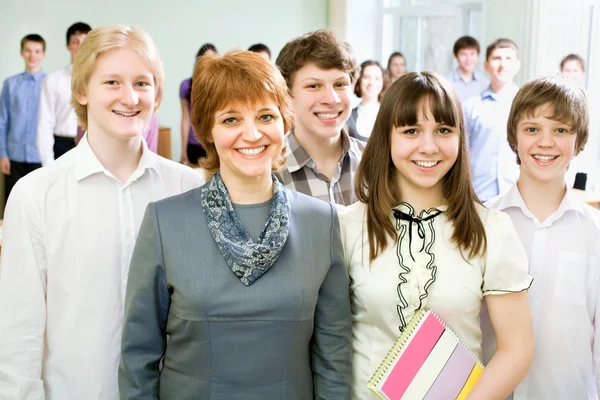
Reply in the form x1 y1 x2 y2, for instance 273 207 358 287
0 25 203 399
485 75 600 399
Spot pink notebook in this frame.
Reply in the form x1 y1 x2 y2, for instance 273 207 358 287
367 309 484 400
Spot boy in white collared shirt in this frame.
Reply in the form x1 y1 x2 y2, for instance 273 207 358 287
0 25 204 399
484 75 600 399
37 22 91 165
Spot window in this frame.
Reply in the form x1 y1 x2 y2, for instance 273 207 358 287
379 0 483 74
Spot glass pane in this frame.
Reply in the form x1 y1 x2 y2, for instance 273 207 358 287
381 13 397 65
420 16 456 74
383 0 402 7
400 17 421 73
467 10 485 71
467 10 484 40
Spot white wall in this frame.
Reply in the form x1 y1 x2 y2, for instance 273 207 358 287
328 0 379 64
0 0 327 161
482 0 533 85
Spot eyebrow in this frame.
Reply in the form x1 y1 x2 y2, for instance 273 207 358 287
216 107 277 118
98 73 153 80
302 75 350 82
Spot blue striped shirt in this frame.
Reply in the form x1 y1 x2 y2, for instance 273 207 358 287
0 70 46 163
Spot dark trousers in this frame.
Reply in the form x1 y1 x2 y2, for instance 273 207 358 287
187 143 207 166
5 160 42 202
54 135 76 160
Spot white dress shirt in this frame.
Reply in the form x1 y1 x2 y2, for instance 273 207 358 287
0 135 204 400
485 184 600 399
339 201 532 399
37 65 78 166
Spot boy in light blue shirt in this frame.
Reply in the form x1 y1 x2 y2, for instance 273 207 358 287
446 35 489 103
0 34 46 202
463 38 521 202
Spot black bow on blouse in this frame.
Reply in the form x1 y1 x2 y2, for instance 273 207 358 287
392 209 442 262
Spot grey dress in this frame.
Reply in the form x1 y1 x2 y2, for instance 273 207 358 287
118 187 352 399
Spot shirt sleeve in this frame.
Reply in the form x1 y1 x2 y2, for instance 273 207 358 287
593 237 600 396
482 209 533 295
118 202 170 400
0 179 47 399
37 76 56 166
179 79 190 100
311 204 352 400
0 79 11 158
463 100 474 151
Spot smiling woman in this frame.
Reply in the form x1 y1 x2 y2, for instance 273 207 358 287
119 50 353 399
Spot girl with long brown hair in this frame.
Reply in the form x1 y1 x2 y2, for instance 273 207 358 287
341 71 534 399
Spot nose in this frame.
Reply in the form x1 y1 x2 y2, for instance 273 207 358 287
120 85 139 107
241 120 262 142
537 129 555 147
320 85 341 105
418 133 439 154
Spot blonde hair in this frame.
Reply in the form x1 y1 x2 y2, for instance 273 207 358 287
191 50 294 175
71 25 164 130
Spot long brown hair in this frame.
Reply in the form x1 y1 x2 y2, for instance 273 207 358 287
354 71 487 263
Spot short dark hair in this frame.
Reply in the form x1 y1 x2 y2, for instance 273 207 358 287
485 38 518 61
453 36 480 56
21 34 46 51
196 43 217 59
248 43 271 58
560 53 585 72
66 22 92 45
276 29 359 89
354 60 384 97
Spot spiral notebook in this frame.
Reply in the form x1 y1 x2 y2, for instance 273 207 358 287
367 309 484 400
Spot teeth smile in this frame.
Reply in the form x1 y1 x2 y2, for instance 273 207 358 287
113 111 138 117
533 155 557 162
414 161 439 168
238 146 266 157
316 112 339 119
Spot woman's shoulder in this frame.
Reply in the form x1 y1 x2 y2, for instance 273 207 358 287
338 201 366 223
153 186 203 216
473 202 513 229
286 189 337 228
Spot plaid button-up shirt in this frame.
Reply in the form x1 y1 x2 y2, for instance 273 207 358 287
275 129 365 206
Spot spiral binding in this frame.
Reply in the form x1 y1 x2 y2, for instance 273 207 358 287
367 309 431 391
366 309 485 398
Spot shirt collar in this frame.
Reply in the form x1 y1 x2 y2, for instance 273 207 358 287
481 83 519 101
451 68 483 82
24 70 45 81
74 134 160 183
451 68 462 81
495 183 585 224
285 128 356 173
